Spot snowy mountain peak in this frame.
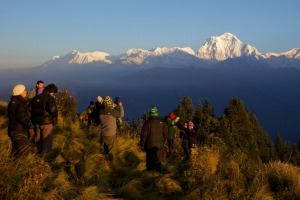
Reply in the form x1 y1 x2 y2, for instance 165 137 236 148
151 47 195 55
120 47 196 65
196 32 262 61
68 50 111 64
42 50 112 66
39 33 299 69
265 48 300 59
219 32 240 42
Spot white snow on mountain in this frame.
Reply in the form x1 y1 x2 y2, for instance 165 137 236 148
263 48 300 68
39 33 299 69
119 47 196 65
265 48 300 59
68 50 112 64
42 50 112 66
196 32 262 61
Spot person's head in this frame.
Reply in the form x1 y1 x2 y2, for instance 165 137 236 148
168 112 176 120
97 96 103 103
44 83 58 96
36 80 44 89
149 107 159 117
90 101 95 106
103 96 114 107
187 121 194 130
12 84 27 98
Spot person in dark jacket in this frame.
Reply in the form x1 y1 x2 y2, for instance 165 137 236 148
140 107 167 171
182 121 197 159
8 84 34 158
86 101 97 126
27 80 44 100
95 96 104 126
99 96 124 164
31 83 58 155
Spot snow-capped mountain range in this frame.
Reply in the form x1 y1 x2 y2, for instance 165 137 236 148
41 32 300 69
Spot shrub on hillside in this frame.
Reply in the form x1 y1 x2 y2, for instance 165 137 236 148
0 101 7 116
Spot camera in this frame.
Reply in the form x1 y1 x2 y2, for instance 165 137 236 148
114 97 121 104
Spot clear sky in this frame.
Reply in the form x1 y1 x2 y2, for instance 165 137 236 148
0 0 299 69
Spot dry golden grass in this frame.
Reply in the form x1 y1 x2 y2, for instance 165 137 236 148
156 176 183 195
263 161 300 199
1 110 300 199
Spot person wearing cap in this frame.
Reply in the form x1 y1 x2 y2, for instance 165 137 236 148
167 112 180 156
8 84 34 158
140 107 167 171
30 83 58 155
99 96 124 164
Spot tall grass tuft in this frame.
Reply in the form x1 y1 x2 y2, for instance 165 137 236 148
116 178 144 199
264 161 300 199
75 186 113 200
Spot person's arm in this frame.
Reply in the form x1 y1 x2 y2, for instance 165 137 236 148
140 123 148 149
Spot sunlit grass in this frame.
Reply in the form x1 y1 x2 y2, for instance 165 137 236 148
0 111 300 199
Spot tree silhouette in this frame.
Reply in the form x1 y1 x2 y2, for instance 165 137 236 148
174 96 194 129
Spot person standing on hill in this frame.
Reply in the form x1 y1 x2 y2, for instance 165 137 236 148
166 112 180 156
95 96 104 126
99 96 124 164
184 121 197 159
86 101 97 128
8 84 35 158
30 83 58 155
27 80 44 100
140 107 167 171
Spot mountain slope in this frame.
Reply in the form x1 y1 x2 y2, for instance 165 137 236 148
195 32 263 61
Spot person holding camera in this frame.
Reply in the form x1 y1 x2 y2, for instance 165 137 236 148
99 96 124 164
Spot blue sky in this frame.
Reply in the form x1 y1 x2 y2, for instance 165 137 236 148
0 0 299 69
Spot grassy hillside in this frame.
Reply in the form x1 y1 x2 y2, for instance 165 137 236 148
0 103 300 199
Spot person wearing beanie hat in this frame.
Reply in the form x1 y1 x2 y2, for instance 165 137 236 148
140 106 167 171
167 112 180 156
148 107 159 117
8 84 34 158
95 96 104 126
188 121 194 128
99 95 124 164
30 83 58 155
168 112 176 120
182 121 197 160
12 84 26 96
97 96 103 102
103 96 113 107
